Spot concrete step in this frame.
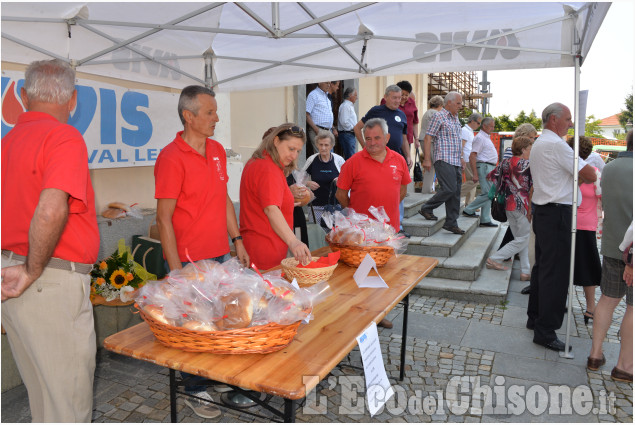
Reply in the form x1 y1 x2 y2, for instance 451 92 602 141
411 225 511 304
405 215 481 257
403 192 434 219
426 225 501 280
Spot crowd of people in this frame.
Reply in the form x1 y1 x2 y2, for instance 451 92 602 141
1 59 631 423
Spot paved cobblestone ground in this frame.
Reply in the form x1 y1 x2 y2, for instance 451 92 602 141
2 279 632 423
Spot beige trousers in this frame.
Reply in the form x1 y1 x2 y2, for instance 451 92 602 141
461 164 479 206
1 254 96 422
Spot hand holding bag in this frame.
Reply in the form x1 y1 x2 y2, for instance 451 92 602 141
413 148 424 193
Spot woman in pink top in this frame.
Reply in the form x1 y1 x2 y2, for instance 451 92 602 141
568 136 602 324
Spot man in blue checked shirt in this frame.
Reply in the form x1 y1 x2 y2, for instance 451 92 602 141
306 82 337 153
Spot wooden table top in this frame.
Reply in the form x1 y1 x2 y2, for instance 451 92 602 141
104 248 437 400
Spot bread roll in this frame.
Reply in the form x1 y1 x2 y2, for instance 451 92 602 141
144 305 169 325
294 191 311 206
217 290 253 330
182 320 218 332
102 208 126 219
108 202 131 212
341 230 364 245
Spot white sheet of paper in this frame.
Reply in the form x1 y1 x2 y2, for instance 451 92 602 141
353 254 388 288
356 322 394 416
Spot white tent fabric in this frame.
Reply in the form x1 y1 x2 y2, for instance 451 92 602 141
1 2 609 91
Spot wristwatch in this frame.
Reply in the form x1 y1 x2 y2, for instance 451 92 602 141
231 235 243 243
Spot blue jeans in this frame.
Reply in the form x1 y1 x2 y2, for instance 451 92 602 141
338 131 357 160
463 163 495 224
165 252 231 393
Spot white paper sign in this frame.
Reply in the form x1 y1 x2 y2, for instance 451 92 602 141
353 254 388 288
356 322 394 416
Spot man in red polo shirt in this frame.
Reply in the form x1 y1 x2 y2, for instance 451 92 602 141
154 85 249 418
336 117 411 329
1 59 99 422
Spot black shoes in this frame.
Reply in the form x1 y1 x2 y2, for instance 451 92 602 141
398 229 411 238
442 225 465 235
462 210 479 218
419 210 438 221
521 285 531 295
534 338 572 352
479 222 498 227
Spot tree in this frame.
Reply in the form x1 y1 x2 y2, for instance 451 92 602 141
618 92 633 131
567 114 603 138
490 110 542 132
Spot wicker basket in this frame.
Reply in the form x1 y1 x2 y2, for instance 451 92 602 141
327 240 394 267
280 257 338 287
137 305 301 354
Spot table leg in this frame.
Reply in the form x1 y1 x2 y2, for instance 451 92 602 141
169 369 177 423
283 398 296 422
400 294 409 381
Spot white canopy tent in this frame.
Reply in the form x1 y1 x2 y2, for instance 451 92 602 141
2 2 612 356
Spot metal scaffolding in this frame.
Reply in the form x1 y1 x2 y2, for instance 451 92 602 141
428 72 483 111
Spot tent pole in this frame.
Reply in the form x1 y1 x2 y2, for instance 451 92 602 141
561 56 582 359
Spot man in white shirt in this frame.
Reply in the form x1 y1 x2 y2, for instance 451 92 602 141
306 82 336 153
585 150 606 173
460 113 483 206
337 87 358 160
462 117 499 226
527 102 597 352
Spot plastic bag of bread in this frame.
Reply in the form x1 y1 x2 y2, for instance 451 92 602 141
291 170 314 206
266 280 332 325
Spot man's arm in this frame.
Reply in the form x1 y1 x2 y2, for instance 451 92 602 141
1 188 69 300
306 112 319 135
422 134 433 171
226 194 249 267
335 188 350 208
156 198 182 272
413 123 420 150
402 134 412 169
353 120 365 148
400 185 407 202
469 152 479 182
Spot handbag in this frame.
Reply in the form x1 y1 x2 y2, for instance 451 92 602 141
131 234 166 279
413 148 424 193
489 164 507 223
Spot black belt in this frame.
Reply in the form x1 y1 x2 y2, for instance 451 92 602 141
317 125 331 131
476 161 496 166
339 130 354 134
540 203 572 208
1 250 93 274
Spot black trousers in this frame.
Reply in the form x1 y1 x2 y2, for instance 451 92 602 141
527 203 572 343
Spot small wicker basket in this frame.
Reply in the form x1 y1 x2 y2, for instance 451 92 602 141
327 240 394 267
137 304 301 354
280 257 338 287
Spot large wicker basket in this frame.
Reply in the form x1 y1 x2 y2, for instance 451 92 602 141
327 240 394 267
137 304 301 354
281 257 338 287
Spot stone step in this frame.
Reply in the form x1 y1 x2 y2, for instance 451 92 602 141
410 226 511 304
426 225 501 280
405 215 482 257
403 192 434 219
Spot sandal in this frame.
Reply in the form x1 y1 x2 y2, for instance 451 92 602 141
486 259 509 271
583 310 594 325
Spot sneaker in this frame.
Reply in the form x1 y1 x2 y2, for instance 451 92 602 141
213 384 233 393
184 391 221 419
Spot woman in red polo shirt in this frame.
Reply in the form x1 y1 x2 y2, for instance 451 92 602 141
240 123 312 270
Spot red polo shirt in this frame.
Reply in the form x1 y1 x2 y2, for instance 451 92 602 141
1 111 99 264
239 153 294 270
337 147 411 231
154 132 229 262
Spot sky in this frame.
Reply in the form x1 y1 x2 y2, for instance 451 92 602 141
487 1 634 122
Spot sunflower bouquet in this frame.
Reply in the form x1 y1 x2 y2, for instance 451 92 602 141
90 239 157 304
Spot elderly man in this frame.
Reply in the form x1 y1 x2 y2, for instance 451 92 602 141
337 118 411 328
527 102 597 352
154 85 249 418
418 91 465 235
462 117 499 227
460 113 483 206
419 95 445 194
338 87 358 159
306 82 337 153
588 131 632 382
1 59 98 422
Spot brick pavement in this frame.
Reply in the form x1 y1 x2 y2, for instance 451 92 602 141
1 273 632 423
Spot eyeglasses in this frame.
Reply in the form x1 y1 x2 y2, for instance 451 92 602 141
282 125 305 137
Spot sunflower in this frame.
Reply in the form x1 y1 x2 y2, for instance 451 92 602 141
109 270 129 289
96 277 106 286
99 261 107 270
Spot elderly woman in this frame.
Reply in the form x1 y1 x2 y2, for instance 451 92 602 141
486 136 534 279
302 130 345 227
567 135 602 324
240 123 312 270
